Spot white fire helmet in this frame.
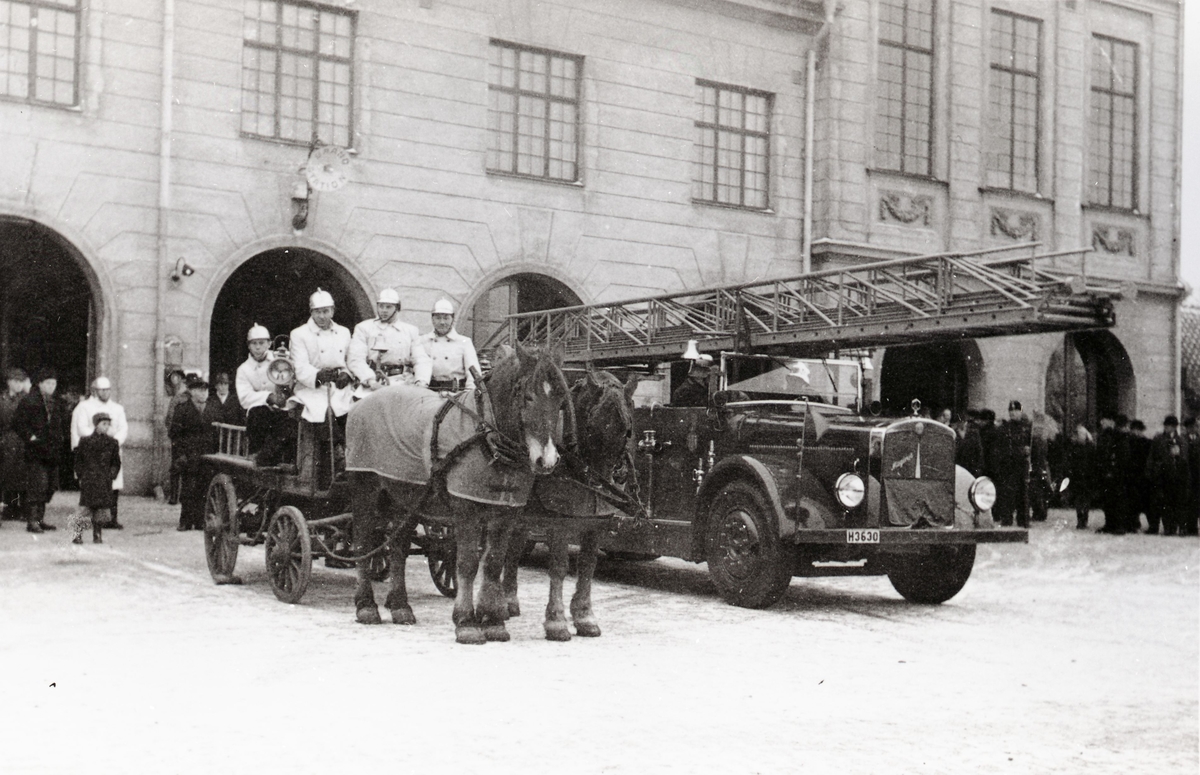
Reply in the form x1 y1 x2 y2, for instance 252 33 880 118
247 323 270 342
309 288 335 310
432 298 455 315
92 376 112 390
377 288 401 305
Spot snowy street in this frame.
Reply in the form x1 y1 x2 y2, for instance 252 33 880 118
1 495 1196 775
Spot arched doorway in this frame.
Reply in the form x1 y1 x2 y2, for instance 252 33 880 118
465 272 582 351
208 247 371 380
879 340 980 417
0 217 97 392
1045 331 1134 433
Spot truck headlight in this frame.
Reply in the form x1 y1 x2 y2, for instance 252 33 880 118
969 477 997 512
835 473 866 509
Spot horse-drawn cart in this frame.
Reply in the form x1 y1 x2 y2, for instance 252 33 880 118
200 420 457 604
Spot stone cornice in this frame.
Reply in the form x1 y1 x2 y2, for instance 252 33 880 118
655 0 825 34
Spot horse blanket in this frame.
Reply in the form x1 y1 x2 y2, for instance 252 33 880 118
345 384 534 507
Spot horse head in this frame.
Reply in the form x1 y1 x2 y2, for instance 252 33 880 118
489 342 572 475
573 370 639 483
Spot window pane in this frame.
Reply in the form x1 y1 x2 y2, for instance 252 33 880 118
487 41 580 181
693 81 771 208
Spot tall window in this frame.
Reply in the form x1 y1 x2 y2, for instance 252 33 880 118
987 11 1041 192
0 0 80 107
487 41 581 182
241 0 354 147
875 0 934 176
692 81 771 210
1088 35 1137 210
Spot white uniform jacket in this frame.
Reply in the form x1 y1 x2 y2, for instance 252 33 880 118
70 396 128 491
236 352 276 411
289 318 355 421
419 330 481 390
348 317 432 387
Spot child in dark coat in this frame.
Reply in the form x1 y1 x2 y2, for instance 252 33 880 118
71 413 121 544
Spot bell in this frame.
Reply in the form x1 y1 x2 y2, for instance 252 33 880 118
682 340 701 361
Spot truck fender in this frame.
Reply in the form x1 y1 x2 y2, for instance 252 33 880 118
692 455 791 558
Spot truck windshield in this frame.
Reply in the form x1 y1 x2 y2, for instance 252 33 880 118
721 355 862 408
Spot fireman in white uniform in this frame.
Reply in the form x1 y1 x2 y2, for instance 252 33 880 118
288 288 355 423
237 323 294 464
420 298 481 392
348 288 432 390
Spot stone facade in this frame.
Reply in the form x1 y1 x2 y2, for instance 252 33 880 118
0 0 1184 493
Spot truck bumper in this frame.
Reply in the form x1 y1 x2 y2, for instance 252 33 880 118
791 527 1029 545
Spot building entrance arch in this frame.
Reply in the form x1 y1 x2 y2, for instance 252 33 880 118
0 217 101 392
1045 331 1135 433
464 272 582 351
879 339 982 418
208 247 372 380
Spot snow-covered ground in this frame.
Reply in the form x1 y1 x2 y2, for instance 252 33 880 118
1 494 1196 775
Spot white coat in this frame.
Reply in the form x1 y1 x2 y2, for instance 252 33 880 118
237 352 276 411
419 330 481 389
288 318 355 422
348 317 432 387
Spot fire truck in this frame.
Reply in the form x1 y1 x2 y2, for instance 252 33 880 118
491 243 1119 608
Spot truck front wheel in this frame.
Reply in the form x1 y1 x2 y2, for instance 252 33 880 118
887 545 976 604
705 481 793 609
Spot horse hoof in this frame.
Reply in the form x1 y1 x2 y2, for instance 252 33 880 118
574 621 602 638
390 607 416 625
483 624 510 642
545 623 572 642
507 600 521 618
356 607 383 625
455 626 487 645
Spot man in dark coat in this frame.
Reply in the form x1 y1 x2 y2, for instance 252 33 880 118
1094 412 1130 534
12 368 66 533
1146 415 1192 537
1183 417 1199 536
993 400 1032 528
73 412 121 544
671 355 713 407
975 409 1000 481
1127 420 1153 533
203 372 245 451
954 410 984 476
169 375 214 531
1066 423 1096 529
0 367 30 524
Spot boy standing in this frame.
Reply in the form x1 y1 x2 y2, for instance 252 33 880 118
72 412 121 544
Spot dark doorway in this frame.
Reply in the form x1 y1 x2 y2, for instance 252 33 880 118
1045 331 1134 433
466 272 582 352
880 340 977 417
208 248 370 381
0 218 96 393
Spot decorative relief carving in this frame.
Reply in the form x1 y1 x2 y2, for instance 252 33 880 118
879 192 932 226
990 208 1040 241
1091 225 1135 256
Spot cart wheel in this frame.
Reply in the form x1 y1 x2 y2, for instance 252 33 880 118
265 506 312 604
427 539 457 598
203 474 239 581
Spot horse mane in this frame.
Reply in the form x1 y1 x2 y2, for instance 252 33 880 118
486 343 572 442
572 370 636 476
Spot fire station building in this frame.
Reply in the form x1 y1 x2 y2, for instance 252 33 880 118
0 0 1185 492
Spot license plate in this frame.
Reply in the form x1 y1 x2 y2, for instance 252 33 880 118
846 529 880 544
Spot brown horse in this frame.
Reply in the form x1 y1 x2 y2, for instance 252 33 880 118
346 343 571 644
504 369 638 640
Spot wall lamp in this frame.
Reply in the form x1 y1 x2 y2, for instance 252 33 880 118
171 257 195 283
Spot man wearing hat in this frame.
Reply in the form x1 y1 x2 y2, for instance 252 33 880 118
72 411 121 544
348 288 432 390
671 353 714 407
12 367 66 533
419 298 481 392
1094 411 1130 534
238 323 292 465
70 376 129 529
993 399 1032 528
1 367 30 524
168 374 213 531
289 288 355 422
1146 415 1192 536
1184 416 1200 536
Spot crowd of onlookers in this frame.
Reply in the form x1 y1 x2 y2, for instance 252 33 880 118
942 402 1198 536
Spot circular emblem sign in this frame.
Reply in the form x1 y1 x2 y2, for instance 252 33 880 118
305 145 351 191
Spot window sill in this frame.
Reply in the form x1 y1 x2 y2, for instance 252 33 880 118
486 169 584 188
239 132 357 154
692 199 774 215
1081 203 1146 219
866 168 947 187
0 95 81 112
979 187 1054 206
